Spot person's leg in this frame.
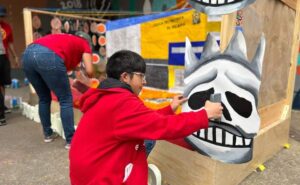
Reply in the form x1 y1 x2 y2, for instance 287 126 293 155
2 54 11 113
144 140 156 157
33 50 75 145
0 55 7 125
0 87 5 125
46 56 74 145
22 46 53 137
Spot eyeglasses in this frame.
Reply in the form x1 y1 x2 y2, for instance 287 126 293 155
132 72 146 81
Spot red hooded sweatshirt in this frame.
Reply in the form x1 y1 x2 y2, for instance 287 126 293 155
69 82 208 185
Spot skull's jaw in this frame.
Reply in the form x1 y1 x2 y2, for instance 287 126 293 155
185 120 255 163
185 135 253 163
188 0 256 15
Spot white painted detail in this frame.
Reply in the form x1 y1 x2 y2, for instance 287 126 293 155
245 139 251 146
171 47 203 54
200 129 205 138
207 127 213 141
123 163 133 183
225 132 233 145
106 24 141 57
218 0 225 4
236 136 243 146
216 128 223 143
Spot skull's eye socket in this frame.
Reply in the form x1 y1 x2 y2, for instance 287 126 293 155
188 88 214 110
225 91 252 118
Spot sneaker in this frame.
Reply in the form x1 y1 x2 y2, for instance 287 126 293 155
65 143 71 150
0 117 6 126
4 106 12 114
44 132 59 143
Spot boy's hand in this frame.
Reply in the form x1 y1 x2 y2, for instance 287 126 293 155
204 100 223 119
170 95 188 112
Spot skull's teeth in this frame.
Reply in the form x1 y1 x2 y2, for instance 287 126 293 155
193 128 252 147
218 0 225 4
215 128 222 143
195 0 234 5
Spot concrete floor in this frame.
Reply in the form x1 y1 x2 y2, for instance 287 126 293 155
1 86 300 185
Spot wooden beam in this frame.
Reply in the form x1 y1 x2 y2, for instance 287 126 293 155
285 0 300 115
220 12 236 51
25 8 108 22
258 99 286 129
281 0 297 10
23 8 33 46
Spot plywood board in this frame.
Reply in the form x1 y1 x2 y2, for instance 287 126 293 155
259 99 286 129
23 9 33 46
242 0 296 108
281 0 297 9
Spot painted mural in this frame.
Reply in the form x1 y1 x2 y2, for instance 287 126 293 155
106 9 221 89
182 30 266 163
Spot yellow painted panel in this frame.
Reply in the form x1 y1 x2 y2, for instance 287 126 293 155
207 21 221 33
141 10 208 59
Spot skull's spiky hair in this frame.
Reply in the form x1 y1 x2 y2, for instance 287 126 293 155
184 30 265 79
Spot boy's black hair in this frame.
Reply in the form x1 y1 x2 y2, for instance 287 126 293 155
106 50 146 79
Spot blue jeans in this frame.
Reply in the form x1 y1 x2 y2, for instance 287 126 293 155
145 140 156 157
22 44 74 144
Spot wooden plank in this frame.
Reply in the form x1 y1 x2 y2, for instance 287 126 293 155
26 8 108 22
149 141 216 185
242 0 296 107
285 0 300 114
220 12 236 51
23 8 33 46
148 118 290 185
281 0 297 10
258 99 286 129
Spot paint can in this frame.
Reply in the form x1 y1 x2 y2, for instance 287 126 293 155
11 79 20 88
10 97 22 109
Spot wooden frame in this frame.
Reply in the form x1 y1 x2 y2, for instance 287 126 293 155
148 0 300 184
23 8 107 46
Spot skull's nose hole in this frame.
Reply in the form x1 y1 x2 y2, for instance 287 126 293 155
221 102 232 121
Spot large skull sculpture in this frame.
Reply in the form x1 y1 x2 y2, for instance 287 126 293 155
182 30 265 163
188 0 256 15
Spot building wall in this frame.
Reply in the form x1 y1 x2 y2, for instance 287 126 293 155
1 0 48 63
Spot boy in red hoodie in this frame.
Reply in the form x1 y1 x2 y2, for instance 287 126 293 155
69 50 223 185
